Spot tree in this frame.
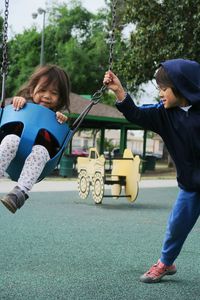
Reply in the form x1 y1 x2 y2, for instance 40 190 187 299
6 29 40 96
3 2 113 103
114 0 200 95
47 2 111 95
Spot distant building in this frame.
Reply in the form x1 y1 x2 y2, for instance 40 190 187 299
72 129 164 158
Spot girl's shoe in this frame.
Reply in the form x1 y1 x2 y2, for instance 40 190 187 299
0 186 29 214
140 259 177 283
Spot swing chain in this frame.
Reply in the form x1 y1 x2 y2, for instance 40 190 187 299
108 0 117 72
71 0 117 133
1 0 9 77
90 85 107 104
90 0 117 105
71 85 108 133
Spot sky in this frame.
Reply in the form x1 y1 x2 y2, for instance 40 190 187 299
0 0 106 38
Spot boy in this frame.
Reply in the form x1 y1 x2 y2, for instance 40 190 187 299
103 58 200 283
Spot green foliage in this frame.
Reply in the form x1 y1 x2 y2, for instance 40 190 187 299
3 2 111 100
114 0 200 94
48 1 93 43
6 29 40 96
97 136 115 152
102 91 116 107
47 3 110 95
3 0 199 101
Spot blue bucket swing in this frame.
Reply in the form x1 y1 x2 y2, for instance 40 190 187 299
0 103 73 181
0 91 104 182
0 84 104 184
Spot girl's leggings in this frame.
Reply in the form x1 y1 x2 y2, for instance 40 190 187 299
0 134 50 191
160 188 200 265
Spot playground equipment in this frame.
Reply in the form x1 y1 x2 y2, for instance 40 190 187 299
0 104 73 181
77 148 141 204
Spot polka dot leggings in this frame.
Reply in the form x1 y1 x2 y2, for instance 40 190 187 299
0 134 50 192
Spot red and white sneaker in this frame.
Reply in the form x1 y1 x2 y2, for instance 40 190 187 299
140 259 177 283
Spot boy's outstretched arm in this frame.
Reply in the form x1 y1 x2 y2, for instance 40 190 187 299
104 71 162 134
103 71 126 101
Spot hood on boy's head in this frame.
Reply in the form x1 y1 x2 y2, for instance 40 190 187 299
161 58 200 105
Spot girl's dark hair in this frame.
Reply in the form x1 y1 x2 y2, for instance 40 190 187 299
155 66 182 98
17 64 71 112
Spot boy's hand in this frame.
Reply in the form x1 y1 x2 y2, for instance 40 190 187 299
12 96 27 110
103 70 126 101
56 112 68 124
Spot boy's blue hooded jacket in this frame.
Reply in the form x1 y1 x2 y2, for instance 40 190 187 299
116 59 200 191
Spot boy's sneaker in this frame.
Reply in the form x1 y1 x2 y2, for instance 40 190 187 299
0 186 29 214
140 259 177 283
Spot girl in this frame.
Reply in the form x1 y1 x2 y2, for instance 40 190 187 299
0 64 70 214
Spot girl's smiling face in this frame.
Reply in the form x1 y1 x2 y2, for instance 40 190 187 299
31 76 60 109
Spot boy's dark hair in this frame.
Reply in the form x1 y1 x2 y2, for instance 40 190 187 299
17 65 71 112
155 66 183 99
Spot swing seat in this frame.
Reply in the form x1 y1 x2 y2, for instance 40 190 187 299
0 103 73 182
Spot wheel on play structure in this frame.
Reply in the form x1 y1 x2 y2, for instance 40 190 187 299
92 172 104 204
111 176 121 199
78 170 90 199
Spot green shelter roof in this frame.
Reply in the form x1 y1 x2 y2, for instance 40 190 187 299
68 93 141 130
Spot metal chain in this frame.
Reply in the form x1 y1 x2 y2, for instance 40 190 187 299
72 0 118 134
108 0 117 72
1 0 9 77
1 0 9 109
89 0 117 105
71 86 107 133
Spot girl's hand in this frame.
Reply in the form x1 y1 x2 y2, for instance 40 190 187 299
103 70 126 101
12 96 27 110
56 111 68 124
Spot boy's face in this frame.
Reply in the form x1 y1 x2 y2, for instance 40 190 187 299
159 87 188 108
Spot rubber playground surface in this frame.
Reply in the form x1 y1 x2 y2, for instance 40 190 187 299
0 179 200 300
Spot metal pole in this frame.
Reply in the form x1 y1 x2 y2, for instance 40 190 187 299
99 127 105 155
120 126 127 155
142 130 147 173
40 11 46 65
